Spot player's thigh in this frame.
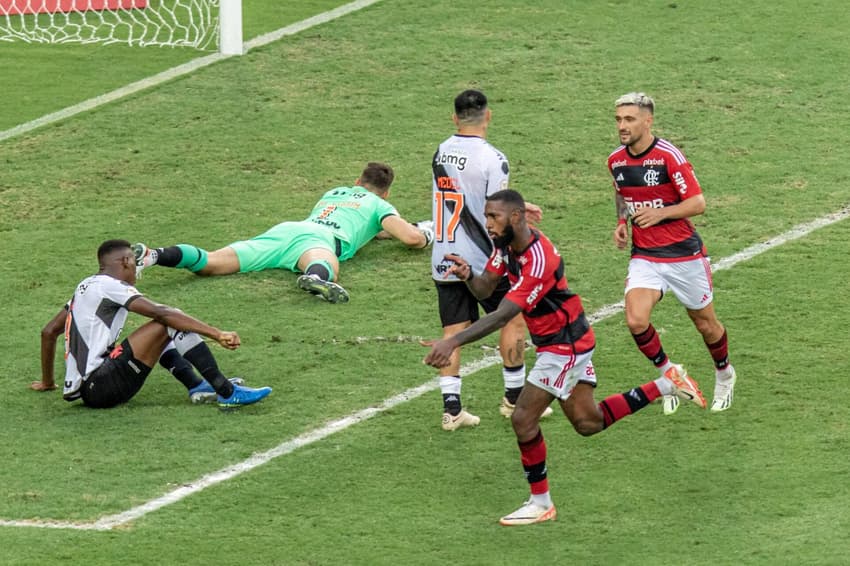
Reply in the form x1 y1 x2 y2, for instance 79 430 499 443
435 281 480 327
81 340 153 408
624 260 665 327
663 257 714 310
561 382 603 434
527 350 596 402
126 321 171 367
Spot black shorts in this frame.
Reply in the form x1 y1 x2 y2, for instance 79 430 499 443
435 277 511 327
81 339 153 409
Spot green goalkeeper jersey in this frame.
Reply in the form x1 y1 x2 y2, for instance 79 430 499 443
306 185 399 260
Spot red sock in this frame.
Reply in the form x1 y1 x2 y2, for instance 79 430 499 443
518 430 548 494
598 381 661 429
632 324 668 367
706 330 730 370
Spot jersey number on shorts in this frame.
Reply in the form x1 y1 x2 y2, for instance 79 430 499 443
434 191 465 242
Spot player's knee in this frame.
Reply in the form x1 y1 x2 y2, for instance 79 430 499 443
510 407 539 438
572 417 603 437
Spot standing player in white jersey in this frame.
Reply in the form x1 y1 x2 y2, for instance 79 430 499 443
430 89 546 431
608 92 737 414
32 239 272 409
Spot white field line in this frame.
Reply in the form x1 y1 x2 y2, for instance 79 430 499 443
0 0 383 144
1 203 847 531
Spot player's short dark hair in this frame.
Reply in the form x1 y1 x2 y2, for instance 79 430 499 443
359 162 395 192
487 189 525 211
454 89 488 123
97 239 132 262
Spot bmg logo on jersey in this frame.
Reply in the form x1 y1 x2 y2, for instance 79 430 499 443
436 152 468 171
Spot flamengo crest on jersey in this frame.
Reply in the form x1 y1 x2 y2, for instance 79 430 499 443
608 137 707 262
62 274 141 400
485 229 595 355
431 134 509 281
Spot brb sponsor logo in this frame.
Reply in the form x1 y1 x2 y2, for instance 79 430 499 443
625 197 664 215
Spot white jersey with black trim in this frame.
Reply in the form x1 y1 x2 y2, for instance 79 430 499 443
62 274 142 400
431 134 510 281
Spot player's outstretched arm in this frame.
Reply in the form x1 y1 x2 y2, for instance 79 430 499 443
32 308 66 391
129 297 241 350
423 299 521 368
380 215 432 248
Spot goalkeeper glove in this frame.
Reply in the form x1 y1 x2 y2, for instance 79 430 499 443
415 220 434 247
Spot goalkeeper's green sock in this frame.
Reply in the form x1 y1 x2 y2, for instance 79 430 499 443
155 244 209 272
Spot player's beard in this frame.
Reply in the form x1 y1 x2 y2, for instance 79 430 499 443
491 225 514 249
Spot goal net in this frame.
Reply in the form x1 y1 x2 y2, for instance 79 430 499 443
0 0 233 51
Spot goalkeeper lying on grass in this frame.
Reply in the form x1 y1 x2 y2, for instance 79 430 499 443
134 162 433 304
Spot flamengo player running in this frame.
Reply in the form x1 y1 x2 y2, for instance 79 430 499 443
608 92 737 414
424 190 705 525
430 89 547 431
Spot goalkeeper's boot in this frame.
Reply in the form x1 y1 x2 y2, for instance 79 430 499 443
441 410 480 431
188 377 245 404
499 397 554 419
218 384 272 408
711 365 737 413
132 242 156 277
664 364 706 409
297 274 350 304
499 499 557 526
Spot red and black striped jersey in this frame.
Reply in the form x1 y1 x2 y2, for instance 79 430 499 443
608 137 707 262
485 228 595 355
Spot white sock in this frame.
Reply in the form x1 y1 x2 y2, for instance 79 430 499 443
655 376 675 396
439 375 462 395
716 365 735 381
658 359 674 375
531 492 553 508
502 364 525 390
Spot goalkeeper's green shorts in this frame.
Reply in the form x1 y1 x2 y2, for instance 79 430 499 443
229 221 340 273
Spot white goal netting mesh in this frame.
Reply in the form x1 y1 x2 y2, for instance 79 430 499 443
0 0 219 50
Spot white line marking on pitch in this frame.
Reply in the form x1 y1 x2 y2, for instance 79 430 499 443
1 203 846 531
0 0 383 144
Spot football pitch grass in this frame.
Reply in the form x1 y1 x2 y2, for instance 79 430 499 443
2 1 850 564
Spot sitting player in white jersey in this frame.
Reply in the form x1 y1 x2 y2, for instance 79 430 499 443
424 189 705 525
32 239 272 409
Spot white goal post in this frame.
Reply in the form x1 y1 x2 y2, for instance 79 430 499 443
0 0 243 54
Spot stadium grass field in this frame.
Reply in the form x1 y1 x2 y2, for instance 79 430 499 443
2 1 849 564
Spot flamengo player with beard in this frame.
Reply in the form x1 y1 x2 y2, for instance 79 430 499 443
608 92 737 415
423 189 705 525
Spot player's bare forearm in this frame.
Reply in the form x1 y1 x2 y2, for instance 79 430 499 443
615 191 629 221
451 300 521 347
36 309 66 391
632 194 706 228
132 298 239 349
466 271 500 301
